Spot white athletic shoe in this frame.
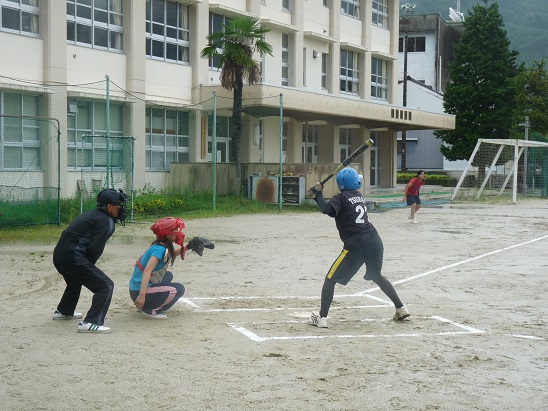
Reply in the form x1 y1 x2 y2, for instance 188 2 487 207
393 305 411 321
53 310 83 320
77 321 111 333
308 312 328 328
141 311 168 320
408 215 413 220
411 218 418 224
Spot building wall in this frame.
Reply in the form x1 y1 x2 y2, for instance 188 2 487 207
0 0 455 199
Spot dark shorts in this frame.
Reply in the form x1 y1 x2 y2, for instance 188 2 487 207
325 242 384 285
406 194 421 206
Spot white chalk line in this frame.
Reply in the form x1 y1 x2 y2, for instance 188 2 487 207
181 233 548 308
227 315 485 342
351 233 548 296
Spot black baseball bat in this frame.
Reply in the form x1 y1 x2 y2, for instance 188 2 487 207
305 138 374 198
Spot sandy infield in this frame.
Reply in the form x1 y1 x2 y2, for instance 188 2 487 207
1 199 547 410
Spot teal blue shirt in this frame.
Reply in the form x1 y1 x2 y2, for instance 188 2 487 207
129 244 168 291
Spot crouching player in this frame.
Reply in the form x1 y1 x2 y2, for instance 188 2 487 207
129 217 214 319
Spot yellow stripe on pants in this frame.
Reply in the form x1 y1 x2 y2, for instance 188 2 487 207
327 249 348 279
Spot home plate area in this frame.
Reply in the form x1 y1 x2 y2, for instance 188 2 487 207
179 295 485 342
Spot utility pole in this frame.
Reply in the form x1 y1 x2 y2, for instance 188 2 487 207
401 32 408 172
522 115 530 195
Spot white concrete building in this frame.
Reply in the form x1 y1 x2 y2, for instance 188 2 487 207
0 0 454 198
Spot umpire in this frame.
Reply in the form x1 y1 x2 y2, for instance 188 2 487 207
52 189 128 333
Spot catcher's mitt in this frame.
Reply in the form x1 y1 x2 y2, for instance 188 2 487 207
187 237 215 257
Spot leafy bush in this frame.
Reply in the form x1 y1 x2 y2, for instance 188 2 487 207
397 172 457 187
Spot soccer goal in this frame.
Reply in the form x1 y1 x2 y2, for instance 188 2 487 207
452 139 548 203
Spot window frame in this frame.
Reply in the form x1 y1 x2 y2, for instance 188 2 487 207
66 0 124 51
208 12 231 69
145 107 190 171
281 32 289 86
0 92 41 171
341 0 359 19
398 36 426 53
371 57 388 101
339 128 353 163
145 0 190 64
66 100 125 170
340 49 359 95
372 0 388 28
0 0 40 36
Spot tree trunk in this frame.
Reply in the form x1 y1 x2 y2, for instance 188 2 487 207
232 75 244 195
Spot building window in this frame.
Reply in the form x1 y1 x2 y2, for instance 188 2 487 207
372 0 388 27
67 0 123 51
371 57 387 100
341 0 359 19
323 0 329 7
208 12 231 68
302 125 319 163
0 0 39 35
145 108 189 170
146 0 189 63
282 122 288 163
321 53 327 89
398 36 426 53
67 100 124 169
282 33 289 86
282 0 290 11
0 92 40 170
339 128 353 162
207 115 232 163
340 49 359 95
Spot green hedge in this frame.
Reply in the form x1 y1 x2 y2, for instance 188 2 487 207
397 172 458 187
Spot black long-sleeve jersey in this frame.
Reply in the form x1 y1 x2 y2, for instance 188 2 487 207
53 209 115 266
318 190 381 249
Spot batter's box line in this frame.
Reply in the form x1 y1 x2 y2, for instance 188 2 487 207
179 294 390 311
227 315 486 342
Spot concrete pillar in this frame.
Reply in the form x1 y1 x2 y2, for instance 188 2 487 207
42 1 68 195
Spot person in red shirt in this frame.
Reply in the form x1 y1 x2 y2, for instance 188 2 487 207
403 170 425 223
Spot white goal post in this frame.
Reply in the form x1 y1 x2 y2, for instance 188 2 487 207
452 139 548 203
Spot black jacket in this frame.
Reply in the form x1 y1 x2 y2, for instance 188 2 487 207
53 209 115 266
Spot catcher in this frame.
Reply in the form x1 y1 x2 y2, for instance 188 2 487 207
129 217 214 319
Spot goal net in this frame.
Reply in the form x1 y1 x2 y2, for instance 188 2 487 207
452 139 548 202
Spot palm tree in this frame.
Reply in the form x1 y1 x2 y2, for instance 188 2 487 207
201 15 273 195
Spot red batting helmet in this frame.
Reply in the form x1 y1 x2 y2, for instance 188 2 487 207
150 217 186 246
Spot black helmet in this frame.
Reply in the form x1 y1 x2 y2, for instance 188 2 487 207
97 189 129 224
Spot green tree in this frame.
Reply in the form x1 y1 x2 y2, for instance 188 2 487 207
201 16 272 194
513 59 548 138
435 0 519 164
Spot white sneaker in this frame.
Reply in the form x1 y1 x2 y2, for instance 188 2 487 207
411 218 418 224
408 215 413 220
393 305 410 321
77 321 111 333
53 310 83 320
307 312 328 328
141 311 168 320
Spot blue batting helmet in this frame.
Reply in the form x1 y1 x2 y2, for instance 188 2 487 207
336 167 362 190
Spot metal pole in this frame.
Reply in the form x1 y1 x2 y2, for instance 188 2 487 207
522 115 529 195
105 75 110 188
279 93 283 211
213 91 217 210
56 125 61 226
401 33 408 172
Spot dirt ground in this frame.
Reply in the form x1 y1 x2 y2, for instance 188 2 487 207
1 199 547 411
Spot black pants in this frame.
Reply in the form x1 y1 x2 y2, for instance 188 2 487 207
54 261 114 326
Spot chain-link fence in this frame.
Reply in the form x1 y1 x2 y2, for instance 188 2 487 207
0 114 61 227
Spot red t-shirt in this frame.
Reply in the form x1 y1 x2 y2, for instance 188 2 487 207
407 177 425 196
